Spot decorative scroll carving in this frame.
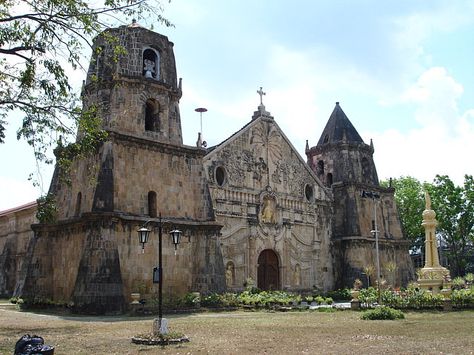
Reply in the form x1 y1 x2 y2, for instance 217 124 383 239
250 122 282 162
212 146 269 186
271 160 308 196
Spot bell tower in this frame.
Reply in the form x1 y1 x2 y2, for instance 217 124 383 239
306 103 413 288
20 23 225 314
84 21 182 145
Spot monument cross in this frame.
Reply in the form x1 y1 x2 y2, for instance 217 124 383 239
257 87 266 105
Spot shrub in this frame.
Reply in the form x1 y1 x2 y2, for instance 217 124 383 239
236 290 299 308
325 297 333 305
451 288 474 308
380 287 445 309
452 277 466 290
361 306 405 320
464 273 474 285
201 293 223 308
314 295 325 305
220 293 239 307
181 292 200 308
359 287 378 307
325 288 351 301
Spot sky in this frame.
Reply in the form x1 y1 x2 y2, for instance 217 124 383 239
1 0 474 210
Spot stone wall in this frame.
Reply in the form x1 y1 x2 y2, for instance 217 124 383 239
0 203 37 297
204 114 334 292
14 215 223 314
331 182 414 288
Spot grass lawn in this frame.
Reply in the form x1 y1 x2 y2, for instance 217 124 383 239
1 305 473 354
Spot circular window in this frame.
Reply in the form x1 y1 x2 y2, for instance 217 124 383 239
215 166 226 186
305 184 314 202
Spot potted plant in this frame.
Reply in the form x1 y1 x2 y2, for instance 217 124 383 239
131 281 146 304
351 279 363 301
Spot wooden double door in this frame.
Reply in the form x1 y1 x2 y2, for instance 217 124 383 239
257 249 280 290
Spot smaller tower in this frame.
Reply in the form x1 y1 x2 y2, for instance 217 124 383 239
306 102 378 187
306 103 413 288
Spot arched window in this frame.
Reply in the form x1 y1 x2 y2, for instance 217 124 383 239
215 166 226 186
75 192 82 217
145 99 160 132
317 160 324 175
148 191 157 218
305 184 314 202
327 173 333 187
143 48 160 79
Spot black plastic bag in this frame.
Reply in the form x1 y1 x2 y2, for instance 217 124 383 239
14 334 54 355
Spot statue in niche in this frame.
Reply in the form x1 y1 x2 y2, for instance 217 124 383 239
260 195 277 224
293 264 301 286
144 59 155 78
225 262 234 286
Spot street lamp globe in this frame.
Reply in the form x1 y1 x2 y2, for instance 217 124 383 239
169 229 182 251
138 226 151 252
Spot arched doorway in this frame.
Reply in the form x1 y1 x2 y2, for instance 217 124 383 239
257 249 280 290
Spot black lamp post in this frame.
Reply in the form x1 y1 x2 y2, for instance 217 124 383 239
137 212 182 333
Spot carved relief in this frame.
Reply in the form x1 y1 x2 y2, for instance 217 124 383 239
271 159 310 196
250 122 282 162
225 261 235 287
211 147 269 187
217 148 245 186
256 187 285 240
293 264 301 286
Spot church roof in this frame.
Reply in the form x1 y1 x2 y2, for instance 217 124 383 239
317 102 364 145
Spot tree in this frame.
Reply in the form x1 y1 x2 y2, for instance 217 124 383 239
0 0 171 181
381 176 425 253
426 175 474 277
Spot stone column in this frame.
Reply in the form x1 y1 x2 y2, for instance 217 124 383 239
248 235 257 281
418 191 451 293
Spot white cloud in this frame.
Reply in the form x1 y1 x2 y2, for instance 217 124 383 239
0 177 40 211
401 67 463 128
369 67 474 185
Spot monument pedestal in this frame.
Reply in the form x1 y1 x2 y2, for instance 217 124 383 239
417 192 452 298
350 300 360 310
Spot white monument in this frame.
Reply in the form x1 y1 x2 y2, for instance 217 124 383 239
417 191 451 293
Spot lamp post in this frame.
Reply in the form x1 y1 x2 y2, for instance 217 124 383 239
137 212 182 335
361 190 381 303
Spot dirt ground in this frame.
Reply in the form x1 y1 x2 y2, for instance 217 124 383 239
1 303 474 354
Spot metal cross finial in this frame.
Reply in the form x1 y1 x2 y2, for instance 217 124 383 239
257 87 266 105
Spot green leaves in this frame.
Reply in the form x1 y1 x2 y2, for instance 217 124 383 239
384 175 474 276
0 0 171 185
381 176 425 252
361 306 405 320
426 175 474 276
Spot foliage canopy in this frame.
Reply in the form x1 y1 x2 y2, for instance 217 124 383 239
385 175 474 276
0 0 170 182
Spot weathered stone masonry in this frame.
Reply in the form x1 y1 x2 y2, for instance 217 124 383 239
0 25 414 312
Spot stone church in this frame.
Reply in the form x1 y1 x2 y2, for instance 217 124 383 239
0 24 414 313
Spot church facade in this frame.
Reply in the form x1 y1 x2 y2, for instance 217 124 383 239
0 24 413 313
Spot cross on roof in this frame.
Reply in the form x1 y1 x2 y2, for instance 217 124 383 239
257 87 266 106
